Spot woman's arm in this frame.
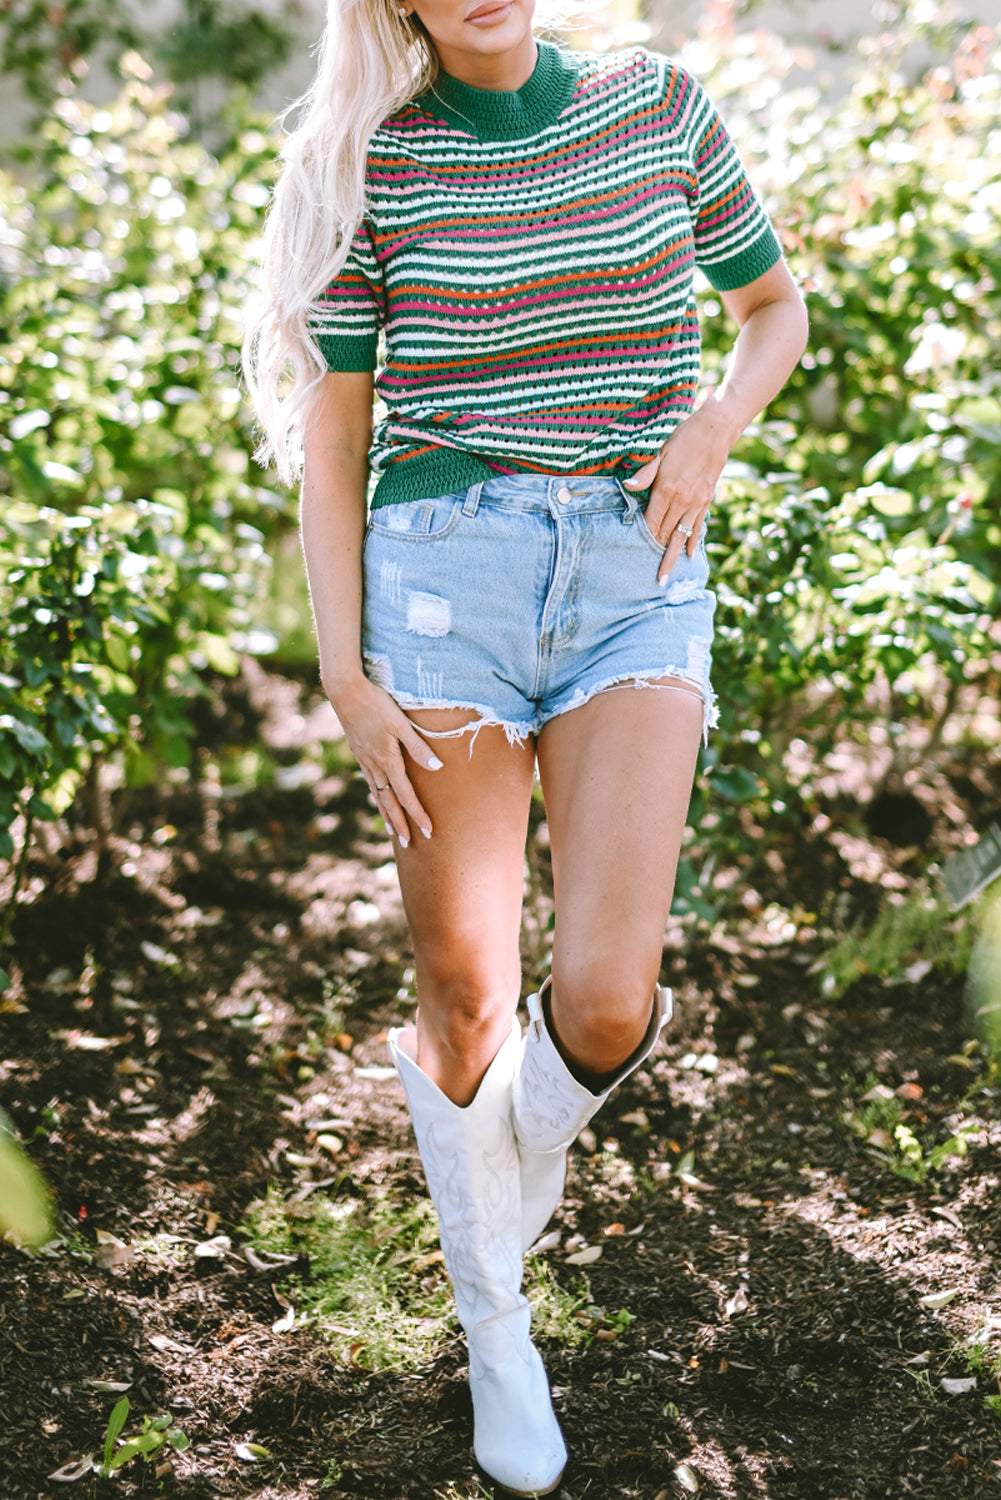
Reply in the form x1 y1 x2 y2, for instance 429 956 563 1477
624 258 809 583
301 371 442 845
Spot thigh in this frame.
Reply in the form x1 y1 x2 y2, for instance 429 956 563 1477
537 681 702 999
394 709 537 1096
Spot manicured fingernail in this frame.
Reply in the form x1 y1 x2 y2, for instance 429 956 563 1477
398 833 410 848
421 825 432 839
428 755 444 770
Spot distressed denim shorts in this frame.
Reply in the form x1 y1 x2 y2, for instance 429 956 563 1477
360 474 717 745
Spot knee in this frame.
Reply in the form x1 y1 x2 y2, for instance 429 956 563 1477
549 961 658 1063
416 949 517 1066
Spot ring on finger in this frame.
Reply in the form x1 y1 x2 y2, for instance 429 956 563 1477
675 522 694 538
374 782 389 793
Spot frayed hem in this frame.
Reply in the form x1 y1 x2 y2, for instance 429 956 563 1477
540 670 718 746
393 696 535 752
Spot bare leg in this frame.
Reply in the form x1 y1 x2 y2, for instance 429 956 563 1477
392 711 537 1105
536 680 703 1078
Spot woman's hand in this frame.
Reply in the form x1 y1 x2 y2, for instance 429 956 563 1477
326 673 443 847
623 259 810 584
623 402 735 585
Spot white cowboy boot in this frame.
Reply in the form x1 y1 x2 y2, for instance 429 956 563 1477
514 980 673 1251
388 1020 567 1498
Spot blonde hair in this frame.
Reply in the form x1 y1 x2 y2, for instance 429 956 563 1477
241 0 437 486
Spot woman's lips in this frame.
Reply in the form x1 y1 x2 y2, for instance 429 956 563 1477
465 1 514 23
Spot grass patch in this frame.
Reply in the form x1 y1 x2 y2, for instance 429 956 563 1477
243 1185 604 1370
525 1257 591 1347
241 1186 452 1370
820 888 974 998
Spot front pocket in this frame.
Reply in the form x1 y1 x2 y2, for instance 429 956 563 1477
633 505 667 556
367 494 464 541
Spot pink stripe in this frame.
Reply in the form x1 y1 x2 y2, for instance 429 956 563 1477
379 346 697 385
375 189 693 260
385 262 695 317
369 104 695 188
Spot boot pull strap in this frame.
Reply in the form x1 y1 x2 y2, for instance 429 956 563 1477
654 984 674 1036
526 986 547 1041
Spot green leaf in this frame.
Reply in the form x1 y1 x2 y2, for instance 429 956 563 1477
104 1396 130 1468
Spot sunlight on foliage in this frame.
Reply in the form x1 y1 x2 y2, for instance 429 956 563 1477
243 1184 598 1368
673 4 1001 910
0 69 287 938
0 1108 54 1247
241 1186 454 1370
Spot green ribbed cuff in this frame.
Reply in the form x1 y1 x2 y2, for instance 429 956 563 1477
702 224 783 293
315 332 378 373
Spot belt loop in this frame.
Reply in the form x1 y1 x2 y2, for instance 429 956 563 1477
617 479 639 524
462 482 483 517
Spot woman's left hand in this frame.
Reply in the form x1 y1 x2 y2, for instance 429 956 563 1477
623 402 735 585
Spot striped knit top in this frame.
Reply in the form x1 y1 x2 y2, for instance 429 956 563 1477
311 41 782 509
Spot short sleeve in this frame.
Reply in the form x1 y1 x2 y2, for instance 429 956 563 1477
685 71 782 292
308 218 384 372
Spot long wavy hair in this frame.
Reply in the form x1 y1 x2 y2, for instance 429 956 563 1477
241 0 438 486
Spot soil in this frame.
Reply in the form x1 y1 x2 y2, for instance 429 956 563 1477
2 661 1000 1500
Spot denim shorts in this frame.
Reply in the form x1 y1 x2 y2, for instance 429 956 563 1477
360 474 717 744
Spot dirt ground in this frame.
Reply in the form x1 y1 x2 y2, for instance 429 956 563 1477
2 662 1000 1500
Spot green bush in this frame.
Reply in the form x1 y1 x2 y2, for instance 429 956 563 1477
0 57 285 936
681 7 1001 896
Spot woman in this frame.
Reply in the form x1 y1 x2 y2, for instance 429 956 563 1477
244 0 808 1491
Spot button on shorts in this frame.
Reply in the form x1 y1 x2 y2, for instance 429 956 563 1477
361 473 717 744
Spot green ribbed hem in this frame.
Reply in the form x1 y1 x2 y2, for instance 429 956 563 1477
315 332 377 373
371 449 499 509
701 224 783 293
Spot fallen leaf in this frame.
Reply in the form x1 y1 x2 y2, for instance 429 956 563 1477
674 1462 700 1493
861 1083 896 1102
93 1231 133 1270
677 1173 716 1193
724 1286 750 1318
920 1289 961 1309
565 1245 603 1266
242 1245 297 1271
51 1031 128 1052
619 1110 649 1128
896 1082 923 1101
603 1222 626 1237
148 1334 190 1353
527 1230 561 1253
316 1133 343 1155
140 942 179 968
941 1376 977 1395
48 1457 95 1482
577 1127 598 1153
85 1380 132 1392
272 1306 295 1333
234 1442 271 1461
193 1235 232 1259
866 1127 894 1149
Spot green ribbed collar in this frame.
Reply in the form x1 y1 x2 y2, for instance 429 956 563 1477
418 39 578 142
